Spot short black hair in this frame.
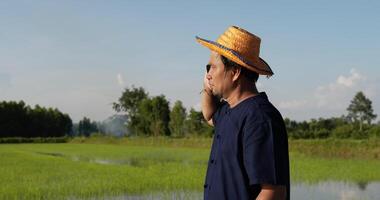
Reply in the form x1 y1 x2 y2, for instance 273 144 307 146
220 55 259 82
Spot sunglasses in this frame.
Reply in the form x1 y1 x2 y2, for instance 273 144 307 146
206 64 211 73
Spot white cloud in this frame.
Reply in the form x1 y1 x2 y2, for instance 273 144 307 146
314 68 365 109
116 73 125 87
277 68 378 120
278 100 308 110
336 69 364 87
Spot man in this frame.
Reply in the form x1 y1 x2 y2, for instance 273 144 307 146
195 26 290 200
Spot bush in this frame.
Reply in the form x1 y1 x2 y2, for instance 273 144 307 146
351 130 369 139
369 125 380 139
332 124 353 139
313 129 331 139
0 137 69 143
288 130 313 139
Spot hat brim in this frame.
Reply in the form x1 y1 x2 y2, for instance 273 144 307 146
195 36 274 76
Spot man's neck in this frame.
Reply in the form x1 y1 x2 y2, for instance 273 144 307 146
225 82 259 108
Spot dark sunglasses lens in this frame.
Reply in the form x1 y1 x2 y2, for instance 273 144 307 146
206 64 210 72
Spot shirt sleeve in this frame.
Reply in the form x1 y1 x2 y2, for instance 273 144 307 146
242 117 287 186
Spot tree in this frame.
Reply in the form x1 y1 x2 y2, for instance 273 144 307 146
0 101 72 138
150 95 171 136
185 108 213 137
347 91 377 131
129 95 171 136
78 117 98 137
112 85 148 116
112 85 148 136
0 100 29 137
169 101 187 137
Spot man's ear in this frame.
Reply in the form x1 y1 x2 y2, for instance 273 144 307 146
232 67 242 82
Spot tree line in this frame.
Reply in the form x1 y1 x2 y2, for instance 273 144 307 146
1 87 379 139
0 100 72 137
285 91 379 139
112 86 213 137
112 87 379 139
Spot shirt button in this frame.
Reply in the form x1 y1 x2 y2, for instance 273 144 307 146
211 159 215 164
204 184 208 188
216 134 220 139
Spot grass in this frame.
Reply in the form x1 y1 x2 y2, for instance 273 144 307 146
289 138 380 159
70 136 380 159
0 137 380 199
69 135 213 148
0 143 207 199
290 152 380 183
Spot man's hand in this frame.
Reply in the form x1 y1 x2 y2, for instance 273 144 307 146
203 72 213 94
255 184 287 200
201 72 217 126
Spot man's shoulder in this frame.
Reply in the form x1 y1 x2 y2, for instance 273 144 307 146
244 96 283 123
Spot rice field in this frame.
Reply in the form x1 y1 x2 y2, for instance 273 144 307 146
0 137 380 199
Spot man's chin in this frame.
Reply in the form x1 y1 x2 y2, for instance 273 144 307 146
212 91 223 101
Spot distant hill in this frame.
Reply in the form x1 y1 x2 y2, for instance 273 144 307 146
98 114 129 137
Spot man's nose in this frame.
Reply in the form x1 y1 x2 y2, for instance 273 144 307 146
206 73 212 80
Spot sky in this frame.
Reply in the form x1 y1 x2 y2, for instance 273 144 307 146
1 0 379 123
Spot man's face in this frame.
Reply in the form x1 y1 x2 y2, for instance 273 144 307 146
206 51 234 98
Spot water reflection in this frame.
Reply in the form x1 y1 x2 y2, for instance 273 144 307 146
86 190 203 200
292 181 380 200
89 181 380 200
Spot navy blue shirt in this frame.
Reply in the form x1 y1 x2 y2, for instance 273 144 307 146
204 92 290 200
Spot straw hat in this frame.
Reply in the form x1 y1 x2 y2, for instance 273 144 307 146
195 26 274 77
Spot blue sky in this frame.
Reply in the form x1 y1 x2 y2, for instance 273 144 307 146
1 0 379 122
